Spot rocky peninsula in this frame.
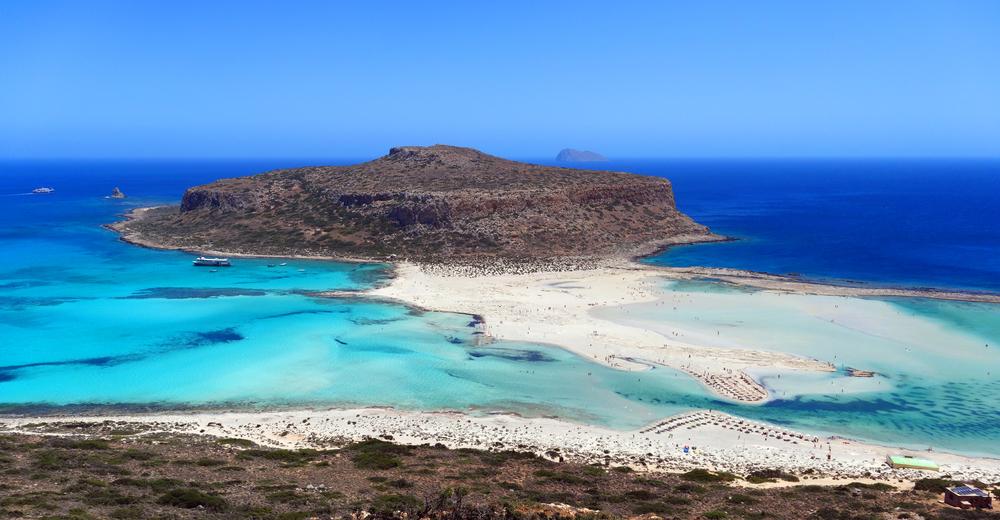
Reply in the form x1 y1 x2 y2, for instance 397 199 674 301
110 145 718 263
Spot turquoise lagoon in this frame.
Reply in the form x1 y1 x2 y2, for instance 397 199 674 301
0 163 709 428
597 280 1000 456
2 160 1000 457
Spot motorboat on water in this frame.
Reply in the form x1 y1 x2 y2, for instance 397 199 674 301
32 187 55 194
193 257 231 267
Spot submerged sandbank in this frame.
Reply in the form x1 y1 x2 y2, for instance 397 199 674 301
363 261 1000 457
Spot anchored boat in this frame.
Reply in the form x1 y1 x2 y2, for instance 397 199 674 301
193 257 231 267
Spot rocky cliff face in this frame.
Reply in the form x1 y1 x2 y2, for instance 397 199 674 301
113 145 715 262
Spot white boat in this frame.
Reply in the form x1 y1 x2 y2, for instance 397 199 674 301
193 257 231 267
32 187 55 194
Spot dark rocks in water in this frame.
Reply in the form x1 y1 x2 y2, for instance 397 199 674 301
349 317 401 326
0 355 126 382
467 314 486 327
188 327 244 346
445 336 465 344
555 148 607 162
109 187 126 199
111 145 713 263
468 347 555 362
124 287 267 299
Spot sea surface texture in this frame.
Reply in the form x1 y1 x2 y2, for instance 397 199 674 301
599 159 1000 292
1 159 999 456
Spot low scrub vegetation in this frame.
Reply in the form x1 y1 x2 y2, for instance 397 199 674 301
0 428 975 519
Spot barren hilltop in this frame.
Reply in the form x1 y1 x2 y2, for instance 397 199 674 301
112 145 716 263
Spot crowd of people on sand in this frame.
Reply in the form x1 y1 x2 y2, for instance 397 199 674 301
419 257 620 277
642 411 820 445
679 368 769 402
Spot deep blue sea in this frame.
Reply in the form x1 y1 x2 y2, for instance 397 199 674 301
537 159 1000 292
2 158 999 456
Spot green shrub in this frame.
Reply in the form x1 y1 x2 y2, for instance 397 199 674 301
728 493 757 505
844 481 894 492
217 438 256 448
157 488 227 511
477 450 537 466
913 478 957 493
704 511 728 519
371 493 421 513
675 482 706 493
83 488 138 506
682 469 736 482
32 450 69 470
111 477 183 492
347 439 410 470
624 489 658 500
353 451 402 470
631 502 672 514
54 439 111 450
119 449 154 461
238 448 319 465
746 469 799 483
109 506 146 519
536 470 587 485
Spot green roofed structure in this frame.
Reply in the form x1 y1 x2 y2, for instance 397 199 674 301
887 455 939 471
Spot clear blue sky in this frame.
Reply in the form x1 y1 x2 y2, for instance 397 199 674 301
2 1 998 159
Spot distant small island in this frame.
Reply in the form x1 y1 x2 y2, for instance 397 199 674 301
555 148 607 162
111 145 716 264
108 187 126 199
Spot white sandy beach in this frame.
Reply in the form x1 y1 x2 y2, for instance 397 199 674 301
368 262 840 403
4 407 999 484
6 258 1000 482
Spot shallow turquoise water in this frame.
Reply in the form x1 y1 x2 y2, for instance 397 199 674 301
598 280 1000 456
3 161 1000 457
0 165 711 428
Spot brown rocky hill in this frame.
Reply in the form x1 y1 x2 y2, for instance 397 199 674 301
112 145 716 262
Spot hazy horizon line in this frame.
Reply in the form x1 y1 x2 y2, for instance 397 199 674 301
3 155 1000 162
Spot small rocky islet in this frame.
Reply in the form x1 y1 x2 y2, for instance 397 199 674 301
556 148 608 162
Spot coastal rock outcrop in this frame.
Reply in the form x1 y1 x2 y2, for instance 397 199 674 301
111 145 715 263
109 187 126 199
555 148 607 162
